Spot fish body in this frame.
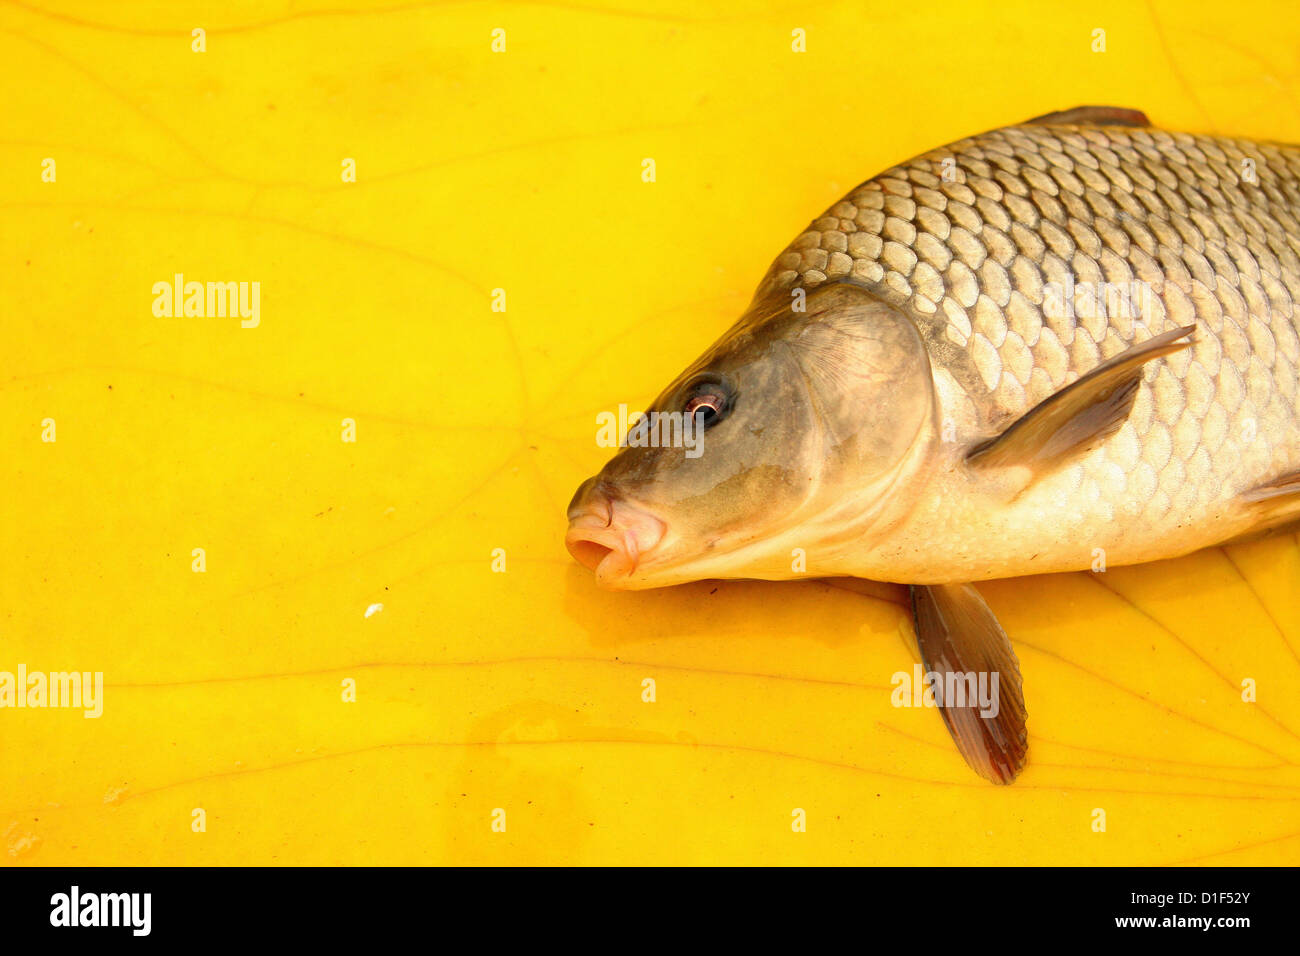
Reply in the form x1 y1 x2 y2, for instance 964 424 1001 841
755 115 1300 582
565 107 1300 782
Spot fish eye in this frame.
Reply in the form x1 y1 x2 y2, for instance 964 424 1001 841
683 380 731 427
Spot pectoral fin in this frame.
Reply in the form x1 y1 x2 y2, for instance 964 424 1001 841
911 584 1028 784
1025 105 1151 127
966 324 1195 472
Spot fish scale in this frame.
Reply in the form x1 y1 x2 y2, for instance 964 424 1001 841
757 122 1300 530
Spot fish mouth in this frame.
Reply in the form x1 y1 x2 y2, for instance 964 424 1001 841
565 481 666 586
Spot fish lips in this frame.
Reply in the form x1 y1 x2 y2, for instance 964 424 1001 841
565 499 667 587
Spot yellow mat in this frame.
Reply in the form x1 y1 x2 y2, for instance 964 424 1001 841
2 0 1298 865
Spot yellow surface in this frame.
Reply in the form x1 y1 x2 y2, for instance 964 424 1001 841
2 0 1299 866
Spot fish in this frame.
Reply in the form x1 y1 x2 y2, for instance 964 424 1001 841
564 106 1300 784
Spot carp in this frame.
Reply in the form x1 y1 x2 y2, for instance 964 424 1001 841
565 107 1300 783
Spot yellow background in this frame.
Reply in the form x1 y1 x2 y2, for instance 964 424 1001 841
2 0 1298 865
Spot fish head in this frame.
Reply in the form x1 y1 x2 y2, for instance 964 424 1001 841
566 282 939 588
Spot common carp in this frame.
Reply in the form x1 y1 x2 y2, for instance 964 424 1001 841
564 106 1300 784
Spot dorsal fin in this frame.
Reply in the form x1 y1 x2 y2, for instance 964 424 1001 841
1024 105 1151 127
966 325 1195 473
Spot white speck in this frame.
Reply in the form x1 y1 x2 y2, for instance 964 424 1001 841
364 603 383 619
